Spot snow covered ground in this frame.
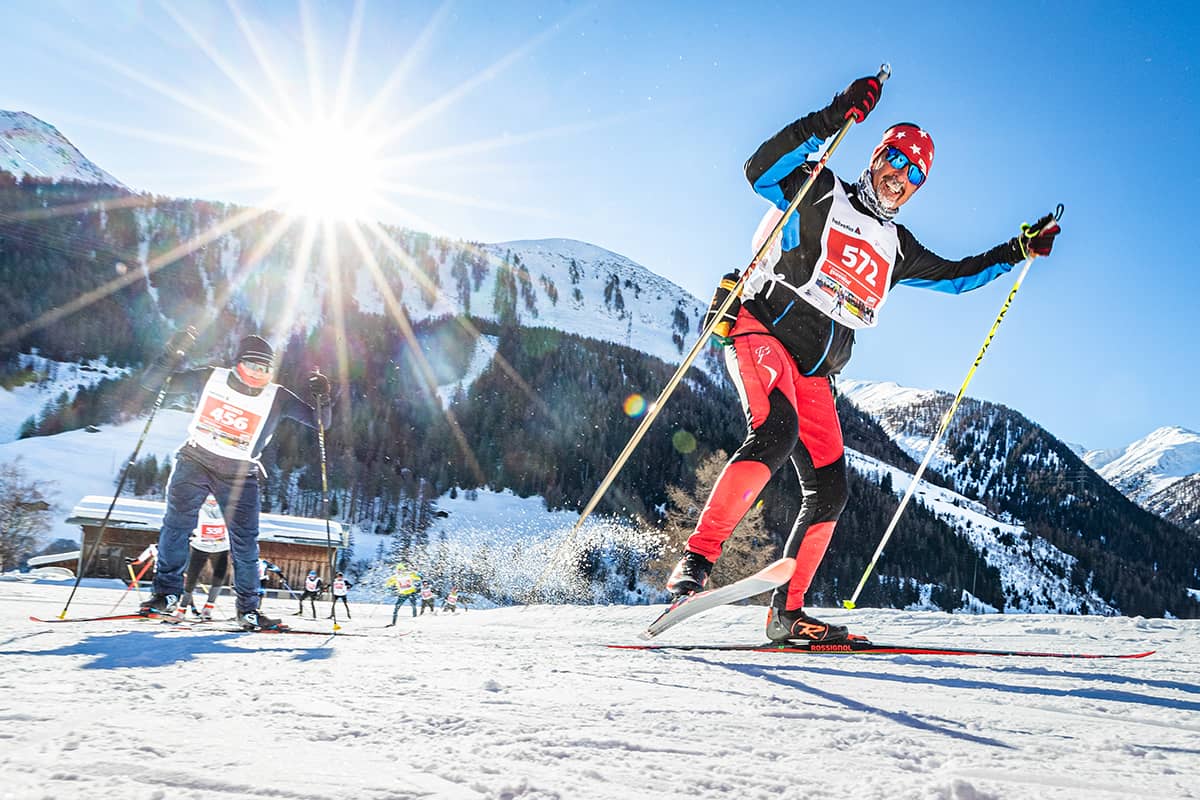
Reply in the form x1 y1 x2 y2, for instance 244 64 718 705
0 409 190 543
2 581 1196 800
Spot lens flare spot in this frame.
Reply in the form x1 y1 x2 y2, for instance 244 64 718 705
623 394 647 418
672 430 697 454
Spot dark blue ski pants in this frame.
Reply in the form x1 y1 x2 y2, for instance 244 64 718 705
153 455 263 614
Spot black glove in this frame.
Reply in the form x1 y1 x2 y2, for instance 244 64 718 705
1013 212 1062 260
308 369 331 400
162 326 197 370
703 271 742 347
828 75 882 125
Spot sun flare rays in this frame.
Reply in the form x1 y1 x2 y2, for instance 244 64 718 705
2 1 601 480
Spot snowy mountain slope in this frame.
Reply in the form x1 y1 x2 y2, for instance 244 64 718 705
845 449 1116 615
0 110 124 187
1083 426 1200 504
349 235 715 377
435 334 499 407
1074 426 1200 535
836 378 1200 617
0 410 190 543
840 377 1086 503
838 379 960 474
0 354 129 443
1145 472 1200 535
3 581 1195 800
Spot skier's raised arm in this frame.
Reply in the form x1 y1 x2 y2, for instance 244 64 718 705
745 76 882 210
893 213 1061 294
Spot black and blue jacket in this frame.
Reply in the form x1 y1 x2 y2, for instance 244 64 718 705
740 108 1024 378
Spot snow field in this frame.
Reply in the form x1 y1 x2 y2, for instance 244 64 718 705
2 581 1197 800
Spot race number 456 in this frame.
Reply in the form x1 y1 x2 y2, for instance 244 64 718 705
199 396 262 440
209 405 250 431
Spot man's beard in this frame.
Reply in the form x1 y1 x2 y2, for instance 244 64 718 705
854 167 899 221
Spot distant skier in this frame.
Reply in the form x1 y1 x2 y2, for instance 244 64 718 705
181 494 230 621
328 571 352 619
297 569 323 618
666 73 1061 644
126 542 158 576
135 332 333 631
441 587 461 615
418 580 436 615
258 557 285 596
385 563 421 625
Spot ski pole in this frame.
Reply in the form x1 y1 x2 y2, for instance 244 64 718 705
842 204 1064 610
276 576 301 599
57 328 196 618
102 560 152 615
522 64 891 604
312 369 341 631
128 560 150 597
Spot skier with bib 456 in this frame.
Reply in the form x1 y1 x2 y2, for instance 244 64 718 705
137 333 333 631
665 73 1061 643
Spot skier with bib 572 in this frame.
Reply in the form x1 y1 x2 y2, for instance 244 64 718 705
137 333 333 631
665 73 1061 643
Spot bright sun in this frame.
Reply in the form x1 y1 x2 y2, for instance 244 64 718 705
260 120 387 222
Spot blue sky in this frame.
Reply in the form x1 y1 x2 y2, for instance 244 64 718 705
2 0 1197 450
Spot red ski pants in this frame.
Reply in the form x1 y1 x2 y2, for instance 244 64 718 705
685 329 848 611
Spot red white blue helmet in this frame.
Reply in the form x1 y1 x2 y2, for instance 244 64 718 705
871 123 935 182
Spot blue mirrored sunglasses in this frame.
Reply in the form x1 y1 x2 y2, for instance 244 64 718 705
884 146 926 187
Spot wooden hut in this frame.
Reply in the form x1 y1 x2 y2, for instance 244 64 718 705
65 495 347 591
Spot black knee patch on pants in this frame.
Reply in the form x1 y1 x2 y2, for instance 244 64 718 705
730 388 798 473
805 455 849 524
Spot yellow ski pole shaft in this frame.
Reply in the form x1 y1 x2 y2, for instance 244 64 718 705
523 65 891 604
842 204 1063 609
128 563 142 599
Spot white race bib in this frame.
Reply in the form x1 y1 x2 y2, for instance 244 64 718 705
800 181 899 329
186 369 278 461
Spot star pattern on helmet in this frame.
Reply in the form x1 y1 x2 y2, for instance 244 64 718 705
909 144 922 156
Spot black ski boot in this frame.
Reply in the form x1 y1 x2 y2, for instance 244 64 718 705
238 609 284 631
666 551 714 598
139 593 180 616
766 607 849 643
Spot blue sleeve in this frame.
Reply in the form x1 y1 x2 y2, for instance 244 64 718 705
744 109 836 251
893 227 1023 294
748 132 825 210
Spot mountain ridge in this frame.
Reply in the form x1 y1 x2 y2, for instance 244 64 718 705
0 110 124 187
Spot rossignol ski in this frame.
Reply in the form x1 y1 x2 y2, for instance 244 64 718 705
609 640 1154 659
642 557 795 639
